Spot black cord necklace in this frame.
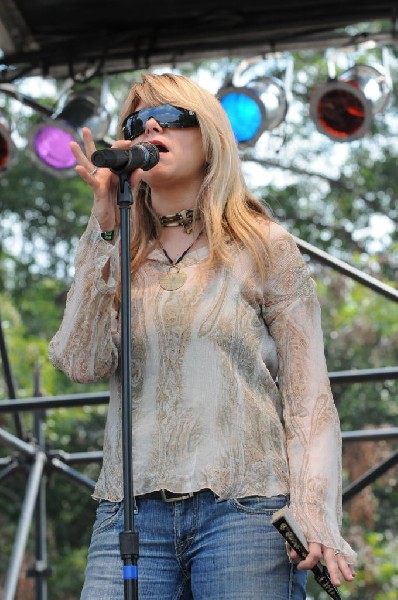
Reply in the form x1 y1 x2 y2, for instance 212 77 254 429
158 229 203 291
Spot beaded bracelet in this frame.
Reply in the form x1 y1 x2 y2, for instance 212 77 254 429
101 231 114 241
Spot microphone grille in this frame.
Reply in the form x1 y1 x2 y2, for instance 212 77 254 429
139 142 160 171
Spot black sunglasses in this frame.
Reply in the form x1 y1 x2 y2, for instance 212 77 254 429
122 104 199 140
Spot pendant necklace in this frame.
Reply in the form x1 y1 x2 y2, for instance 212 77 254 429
158 229 203 291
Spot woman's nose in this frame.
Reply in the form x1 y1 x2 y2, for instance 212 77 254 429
145 117 163 135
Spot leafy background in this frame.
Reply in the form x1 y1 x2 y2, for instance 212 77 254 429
0 30 397 599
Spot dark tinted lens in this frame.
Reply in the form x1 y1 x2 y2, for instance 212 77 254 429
122 105 198 140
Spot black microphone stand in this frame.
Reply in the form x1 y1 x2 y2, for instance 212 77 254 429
116 169 139 600
94 142 158 600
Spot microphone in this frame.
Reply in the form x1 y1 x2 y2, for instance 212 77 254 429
91 142 159 174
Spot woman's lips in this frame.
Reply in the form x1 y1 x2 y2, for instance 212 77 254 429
150 140 169 153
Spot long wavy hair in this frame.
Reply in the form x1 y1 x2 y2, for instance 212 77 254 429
117 72 273 283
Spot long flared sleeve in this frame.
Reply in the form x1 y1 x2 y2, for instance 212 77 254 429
49 214 120 383
262 222 356 564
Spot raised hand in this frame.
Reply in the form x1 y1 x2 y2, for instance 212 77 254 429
70 127 132 232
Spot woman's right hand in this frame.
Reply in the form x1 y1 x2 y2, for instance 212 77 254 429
70 127 132 232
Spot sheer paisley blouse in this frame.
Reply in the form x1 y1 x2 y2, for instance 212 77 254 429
49 214 356 564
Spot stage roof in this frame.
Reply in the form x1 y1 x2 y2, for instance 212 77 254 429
0 0 397 81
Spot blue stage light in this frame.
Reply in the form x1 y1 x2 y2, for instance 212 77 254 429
219 78 288 147
220 88 264 144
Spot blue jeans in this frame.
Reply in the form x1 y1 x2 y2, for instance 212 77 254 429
80 491 306 599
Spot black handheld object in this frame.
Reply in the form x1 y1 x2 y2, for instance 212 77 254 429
91 142 159 173
272 506 342 600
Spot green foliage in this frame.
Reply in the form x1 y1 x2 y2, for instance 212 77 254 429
0 147 92 291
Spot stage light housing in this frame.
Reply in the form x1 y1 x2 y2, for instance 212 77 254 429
54 90 111 140
309 64 391 142
0 109 17 177
28 89 111 177
219 76 288 146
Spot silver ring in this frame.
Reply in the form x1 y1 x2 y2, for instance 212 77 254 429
334 550 341 556
89 167 98 176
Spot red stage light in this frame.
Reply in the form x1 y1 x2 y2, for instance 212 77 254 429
310 80 372 141
0 110 17 176
309 64 391 142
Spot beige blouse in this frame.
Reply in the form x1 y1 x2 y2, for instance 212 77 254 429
49 214 356 564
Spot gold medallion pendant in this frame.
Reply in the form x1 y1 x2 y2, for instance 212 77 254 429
159 266 187 291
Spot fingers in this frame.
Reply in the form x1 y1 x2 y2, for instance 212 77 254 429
296 542 322 570
70 128 109 187
67 127 126 231
323 547 356 586
286 544 300 563
322 547 342 586
73 129 133 181
70 142 100 187
82 127 97 161
293 543 356 588
68 127 93 169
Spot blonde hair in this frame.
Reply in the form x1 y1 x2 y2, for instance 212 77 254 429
118 72 273 283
